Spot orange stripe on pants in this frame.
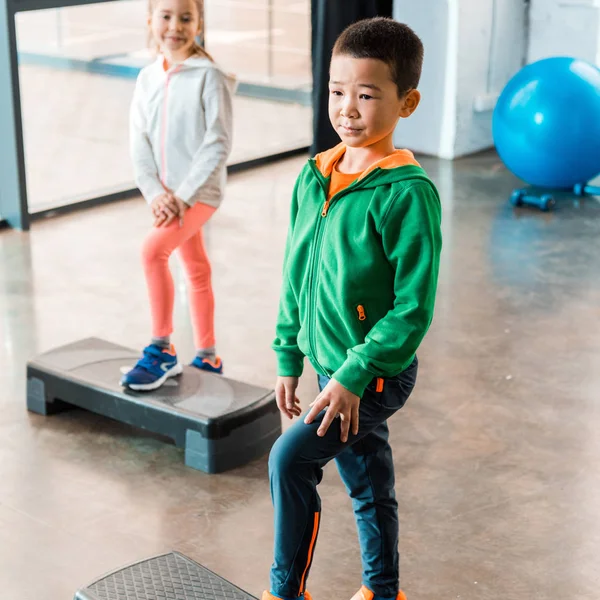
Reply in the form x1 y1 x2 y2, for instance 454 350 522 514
299 512 320 594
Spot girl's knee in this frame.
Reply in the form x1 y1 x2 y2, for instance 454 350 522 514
141 233 171 265
180 250 212 286
186 265 212 289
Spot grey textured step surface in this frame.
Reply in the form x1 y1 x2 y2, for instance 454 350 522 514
27 338 280 473
74 551 257 600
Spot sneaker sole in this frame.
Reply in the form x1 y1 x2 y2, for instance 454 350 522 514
122 362 183 391
191 365 224 375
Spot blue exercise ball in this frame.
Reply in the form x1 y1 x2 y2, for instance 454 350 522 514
493 57 600 189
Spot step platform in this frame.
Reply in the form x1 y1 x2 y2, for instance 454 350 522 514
74 551 256 600
26 338 280 473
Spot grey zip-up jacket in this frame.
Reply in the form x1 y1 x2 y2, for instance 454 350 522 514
130 55 235 207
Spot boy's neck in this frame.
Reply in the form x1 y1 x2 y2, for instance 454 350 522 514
337 134 396 174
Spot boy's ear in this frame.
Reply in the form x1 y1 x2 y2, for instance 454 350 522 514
399 89 421 118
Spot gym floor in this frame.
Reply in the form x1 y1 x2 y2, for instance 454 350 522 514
1 151 600 599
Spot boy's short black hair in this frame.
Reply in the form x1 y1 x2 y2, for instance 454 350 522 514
332 17 424 97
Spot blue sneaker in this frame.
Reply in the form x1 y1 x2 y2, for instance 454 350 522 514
190 355 223 375
120 344 183 391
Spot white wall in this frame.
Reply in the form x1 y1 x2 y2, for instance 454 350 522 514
454 0 528 157
453 0 497 157
391 0 453 157
528 0 600 65
393 0 528 159
393 0 600 159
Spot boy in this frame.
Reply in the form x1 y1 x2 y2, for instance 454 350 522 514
266 17 442 600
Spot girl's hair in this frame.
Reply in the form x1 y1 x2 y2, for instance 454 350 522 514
147 0 214 61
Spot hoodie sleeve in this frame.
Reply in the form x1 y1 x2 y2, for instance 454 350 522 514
129 75 165 204
272 174 305 377
174 68 234 205
332 182 442 397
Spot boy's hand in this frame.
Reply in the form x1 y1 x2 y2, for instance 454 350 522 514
275 376 302 420
305 379 360 442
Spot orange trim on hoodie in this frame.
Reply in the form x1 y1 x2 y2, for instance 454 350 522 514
317 143 420 201
315 142 420 180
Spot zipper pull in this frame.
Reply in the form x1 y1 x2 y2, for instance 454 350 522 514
357 305 367 321
321 200 330 217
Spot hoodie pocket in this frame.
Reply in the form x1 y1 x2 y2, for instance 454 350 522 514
379 357 419 409
366 357 419 410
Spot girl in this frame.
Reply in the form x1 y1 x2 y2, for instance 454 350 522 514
121 0 234 391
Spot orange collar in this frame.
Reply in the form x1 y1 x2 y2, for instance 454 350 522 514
314 143 420 180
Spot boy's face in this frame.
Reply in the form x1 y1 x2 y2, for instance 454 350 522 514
328 54 420 149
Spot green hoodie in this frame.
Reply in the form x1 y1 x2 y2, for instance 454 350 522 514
273 143 442 397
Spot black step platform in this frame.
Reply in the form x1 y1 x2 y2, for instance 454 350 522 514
26 338 280 473
74 551 256 600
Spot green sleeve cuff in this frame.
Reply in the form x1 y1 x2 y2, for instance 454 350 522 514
332 358 374 397
275 350 304 377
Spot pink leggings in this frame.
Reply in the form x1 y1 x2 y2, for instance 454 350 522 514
141 202 216 350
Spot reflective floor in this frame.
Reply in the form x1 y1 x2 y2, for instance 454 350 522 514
1 152 600 599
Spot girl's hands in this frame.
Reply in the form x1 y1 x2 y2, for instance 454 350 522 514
151 193 189 227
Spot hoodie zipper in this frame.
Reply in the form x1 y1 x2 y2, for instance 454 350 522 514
316 164 380 217
160 65 183 187
305 162 381 373
356 304 367 323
